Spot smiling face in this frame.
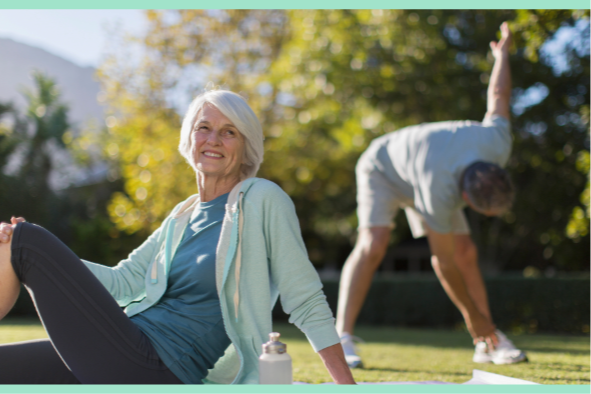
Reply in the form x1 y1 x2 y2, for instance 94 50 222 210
190 103 245 183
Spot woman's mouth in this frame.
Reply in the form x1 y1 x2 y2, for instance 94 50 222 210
203 151 223 158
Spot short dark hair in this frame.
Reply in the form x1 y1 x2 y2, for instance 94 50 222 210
460 161 514 214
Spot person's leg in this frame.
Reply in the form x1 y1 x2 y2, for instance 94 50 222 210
337 143 398 337
6 222 183 384
0 339 80 384
336 227 391 335
453 233 527 364
453 234 492 322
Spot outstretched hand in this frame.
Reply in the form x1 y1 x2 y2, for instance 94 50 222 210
466 310 498 350
0 217 26 243
490 22 512 59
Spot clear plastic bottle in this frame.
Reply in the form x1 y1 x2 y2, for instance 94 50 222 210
258 332 293 384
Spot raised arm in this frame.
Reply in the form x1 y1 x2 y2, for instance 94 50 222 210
485 22 512 121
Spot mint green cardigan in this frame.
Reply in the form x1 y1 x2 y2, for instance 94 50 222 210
82 178 340 384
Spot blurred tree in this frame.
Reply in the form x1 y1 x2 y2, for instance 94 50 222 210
18 72 69 192
97 10 287 236
263 10 515 269
0 73 144 267
97 10 589 272
265 10 590 272
0 102 26 219
0 72 71 229
503 10 590 272
0 103 22 170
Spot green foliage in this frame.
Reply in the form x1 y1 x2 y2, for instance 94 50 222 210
18 72 69 193
0 73 141 267
512 10 590 62
95 10 289 236
0 103 22 169
263 10 515 266
0 73 70 227
97 10 590 272
499 10 590 272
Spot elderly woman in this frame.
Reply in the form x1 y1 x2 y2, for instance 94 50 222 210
0 90 355 384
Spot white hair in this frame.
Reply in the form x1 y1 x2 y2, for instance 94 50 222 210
178 90 264 180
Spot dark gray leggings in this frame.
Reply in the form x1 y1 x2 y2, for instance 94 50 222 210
0 222 183 384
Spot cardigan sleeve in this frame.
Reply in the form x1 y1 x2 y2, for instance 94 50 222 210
257 182 340 352
82 220 166 307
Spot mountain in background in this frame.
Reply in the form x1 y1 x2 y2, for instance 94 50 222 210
0 37 104 126
1 37 107 189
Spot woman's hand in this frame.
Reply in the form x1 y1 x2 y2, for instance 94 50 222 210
0 217 26 243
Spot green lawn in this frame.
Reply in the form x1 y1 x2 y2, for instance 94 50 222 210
1 318 588 385
274 323 589 385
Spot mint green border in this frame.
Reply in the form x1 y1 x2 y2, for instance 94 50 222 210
0 386 589 393
0 0 589 8
0 3 589 394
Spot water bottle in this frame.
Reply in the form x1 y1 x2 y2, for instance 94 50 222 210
258 332 293 384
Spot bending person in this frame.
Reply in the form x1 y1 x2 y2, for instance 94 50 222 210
336 22 527 367
0 90 355 384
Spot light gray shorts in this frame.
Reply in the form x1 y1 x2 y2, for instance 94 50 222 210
355 147 470 238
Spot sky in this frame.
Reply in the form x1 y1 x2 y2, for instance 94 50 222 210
0 10 146 67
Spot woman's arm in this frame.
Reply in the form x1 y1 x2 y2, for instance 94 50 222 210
81 222 167 306
253 181 356 384
318 344 356 384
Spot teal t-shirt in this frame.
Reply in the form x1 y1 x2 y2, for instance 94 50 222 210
131 192 231 384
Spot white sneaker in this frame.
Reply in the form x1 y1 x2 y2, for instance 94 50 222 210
473 330 528 364
340 333 364 369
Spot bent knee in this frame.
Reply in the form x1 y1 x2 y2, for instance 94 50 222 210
9 223 70 278
12 222 57 247
356 228 390 266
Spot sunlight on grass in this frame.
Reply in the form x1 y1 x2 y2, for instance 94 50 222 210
274 323 590 385
0 317 46 344
0 318 587 385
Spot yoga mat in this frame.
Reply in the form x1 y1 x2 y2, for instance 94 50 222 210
294 369 538 385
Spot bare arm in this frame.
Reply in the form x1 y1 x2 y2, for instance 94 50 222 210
485 22 512 121
317 343 356 384
427 229 497 347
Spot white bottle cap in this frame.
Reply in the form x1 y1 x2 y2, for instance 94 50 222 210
262 332 287 354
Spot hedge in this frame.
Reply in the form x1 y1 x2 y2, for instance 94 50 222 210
9 276 590 334
273 276 590 334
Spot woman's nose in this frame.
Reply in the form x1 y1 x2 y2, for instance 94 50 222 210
206 130 221 144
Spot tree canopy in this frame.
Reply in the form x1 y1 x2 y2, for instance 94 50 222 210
93 10 589 272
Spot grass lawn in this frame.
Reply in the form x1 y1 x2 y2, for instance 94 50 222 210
274 323 589 385
0 318 588 385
